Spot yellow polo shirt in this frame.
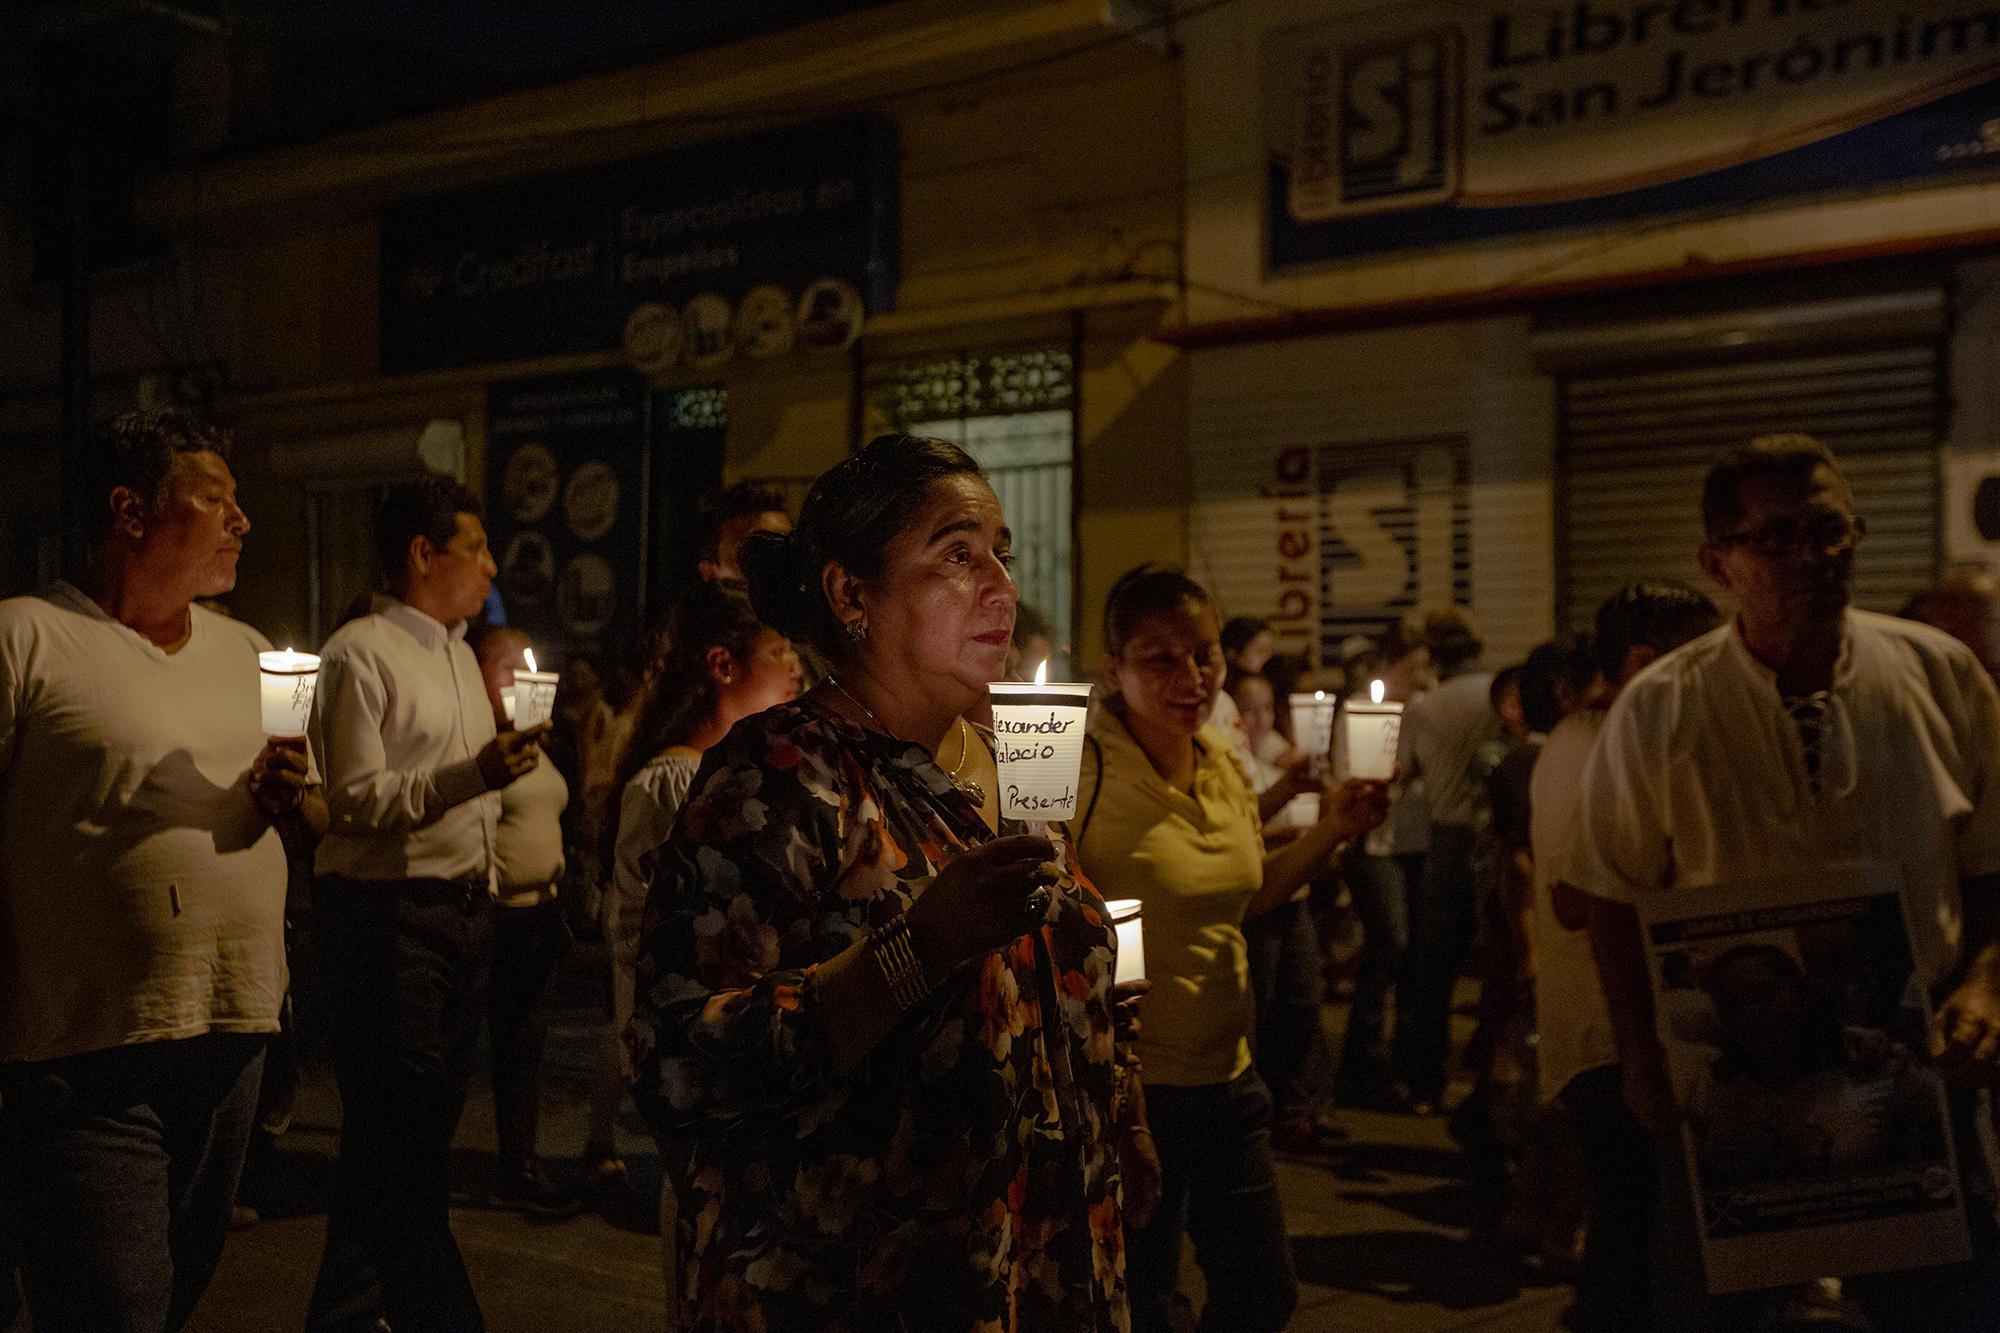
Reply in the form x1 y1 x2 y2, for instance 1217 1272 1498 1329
1077 707 1263 1087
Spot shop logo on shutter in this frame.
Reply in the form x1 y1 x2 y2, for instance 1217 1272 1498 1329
1318 437 1471 660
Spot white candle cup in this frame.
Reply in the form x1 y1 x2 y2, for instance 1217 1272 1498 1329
1289 691 1338 759
988 681 1094 822
1342 700 1404 781
1105 898 1146 984
258 649 321 737
512 669 560 729
501 686 518 723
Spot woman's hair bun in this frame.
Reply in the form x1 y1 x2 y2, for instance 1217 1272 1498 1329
740 527 815 641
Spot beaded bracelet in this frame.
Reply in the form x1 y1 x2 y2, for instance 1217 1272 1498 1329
869 917 932 1010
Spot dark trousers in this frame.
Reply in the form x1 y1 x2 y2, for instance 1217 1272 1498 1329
1243 899 1329 1127
306 874 493 1333
0 1031 265 1333
1338 851 1416 1091
1127 1069 1297 1333
1393 823 1480 1103
1559 1063 1656 1333
489 899 567 1175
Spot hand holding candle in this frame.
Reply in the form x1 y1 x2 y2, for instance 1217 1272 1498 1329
1341 678 1403 782
1105 898 1146 983
511 647 560 730
258 648 320 738
1288 690 1338 767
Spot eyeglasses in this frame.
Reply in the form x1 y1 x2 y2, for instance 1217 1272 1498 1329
1712 511 1867 558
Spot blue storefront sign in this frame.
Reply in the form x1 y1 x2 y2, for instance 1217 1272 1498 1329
1263 1 2000 271
380 117 897 372
486 368 650 667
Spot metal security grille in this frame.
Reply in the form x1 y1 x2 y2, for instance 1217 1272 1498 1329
1559 344 1942 630
871 347 1077 667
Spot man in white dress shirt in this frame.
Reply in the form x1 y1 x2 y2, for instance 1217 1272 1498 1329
1574 436 2000 1331
305 476 547 1333
0 409 323 1332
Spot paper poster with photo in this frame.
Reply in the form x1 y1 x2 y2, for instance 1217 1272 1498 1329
1639 864 1969 1295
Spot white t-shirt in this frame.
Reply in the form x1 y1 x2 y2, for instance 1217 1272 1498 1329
494 755 567 908
1395 668 1500 832
1571 612 2000 989
1528 707 1616 1101
610 747 701 1034
0 584 290 1062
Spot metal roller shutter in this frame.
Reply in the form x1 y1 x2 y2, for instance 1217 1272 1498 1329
1559 344 1943 630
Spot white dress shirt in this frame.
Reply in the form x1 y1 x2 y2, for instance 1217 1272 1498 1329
310 601 499 886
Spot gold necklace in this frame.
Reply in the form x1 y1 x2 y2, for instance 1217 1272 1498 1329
830 680 986 807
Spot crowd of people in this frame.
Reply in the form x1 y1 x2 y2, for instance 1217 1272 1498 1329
2 411 2000 1333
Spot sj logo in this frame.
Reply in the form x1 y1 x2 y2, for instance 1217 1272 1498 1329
1291 28 1460 221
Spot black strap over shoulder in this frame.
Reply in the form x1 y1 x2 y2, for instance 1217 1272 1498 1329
1078 733 1106 844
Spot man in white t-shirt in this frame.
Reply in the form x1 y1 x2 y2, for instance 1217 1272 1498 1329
0 410 325 1332
1573 435 2000 1331
1531 581 1718 1333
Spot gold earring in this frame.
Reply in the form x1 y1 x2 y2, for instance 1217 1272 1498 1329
845 620 867 643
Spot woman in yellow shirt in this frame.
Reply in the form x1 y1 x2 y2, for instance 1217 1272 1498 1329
1077 566 1387 1333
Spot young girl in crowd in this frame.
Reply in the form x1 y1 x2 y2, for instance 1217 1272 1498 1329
606 580 801 1304
609 581 802 1024
1076 566 1388 1333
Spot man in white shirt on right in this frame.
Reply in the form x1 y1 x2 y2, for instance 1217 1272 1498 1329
1573 435 2000 1332
305 477 548 1333
1531 580 1718 1333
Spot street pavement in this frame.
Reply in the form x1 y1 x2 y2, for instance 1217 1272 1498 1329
184 944 1572 1332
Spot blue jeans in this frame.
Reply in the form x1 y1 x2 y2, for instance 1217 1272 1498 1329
1338 851 1415 1090
307 875 492 1333
489 899 568 1175
1127 1069 1297 1333
0 1031 265 1333
1394 824 1480 1103
1243 899 1329 1126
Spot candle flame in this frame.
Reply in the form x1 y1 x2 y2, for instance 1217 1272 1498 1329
524 648 538 673
1314 690 1325 701
1033 659 1048 687
1370 679 1385 705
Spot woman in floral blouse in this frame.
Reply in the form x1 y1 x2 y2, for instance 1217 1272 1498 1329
628 434 1136 1332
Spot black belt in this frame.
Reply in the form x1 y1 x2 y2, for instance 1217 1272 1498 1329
322 873 490 915
402 876 491 914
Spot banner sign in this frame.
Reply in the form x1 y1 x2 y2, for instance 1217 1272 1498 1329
381 117 897 373
487 369 650 668
1640 865 1969 1295
1262 1 2000 270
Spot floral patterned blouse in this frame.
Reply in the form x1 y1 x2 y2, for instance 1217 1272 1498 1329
628 699 1130 1333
